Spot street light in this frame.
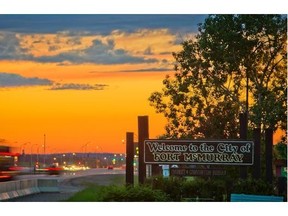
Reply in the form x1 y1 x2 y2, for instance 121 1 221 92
81 141 90 166
104 157 107 167
20 142 30 155
71 152 76 164
95 146 103 168
18 142 30 166
62 154 66 166
36 145 41 164
30 144 38 168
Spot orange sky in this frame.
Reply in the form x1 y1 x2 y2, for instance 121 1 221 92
0 62 175 153
0 15 285 154
0 15 187 153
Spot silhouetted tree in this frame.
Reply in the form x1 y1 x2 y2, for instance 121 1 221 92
274 135 287 160
149 15 287 139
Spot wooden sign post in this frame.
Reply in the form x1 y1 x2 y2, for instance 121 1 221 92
253 128 261 179
126 132 134 186
138 116 149 184
240 112 248 179
265 128 273 183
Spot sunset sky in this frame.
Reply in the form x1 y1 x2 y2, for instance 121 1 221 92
0 14 208 153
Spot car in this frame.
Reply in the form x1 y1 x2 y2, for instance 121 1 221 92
107 165 114 170
46 164 63 175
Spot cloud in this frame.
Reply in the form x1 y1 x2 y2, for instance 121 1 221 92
1 32 158 65
0 138 7 144
34 39 158 64
0 72 108 91
0 15 207 65
48 83 108 91
117 68 172 72
0 72 52 87
0 15 207 35
0 32 28 59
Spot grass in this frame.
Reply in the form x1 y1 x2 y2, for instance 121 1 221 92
66 174 141 201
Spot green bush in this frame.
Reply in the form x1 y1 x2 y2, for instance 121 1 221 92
231 178 274 195
180 178 226 201
67 176 278 202
67 184 168 202
145 176 227 201
103 185 168 201
146 176 184 201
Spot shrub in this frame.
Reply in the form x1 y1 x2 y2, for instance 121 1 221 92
180 178 226 201
67 184 168 202
231 178 274 195
145 176 184 201
67 177 277 202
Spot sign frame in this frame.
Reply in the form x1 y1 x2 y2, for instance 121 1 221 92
144 139 254 166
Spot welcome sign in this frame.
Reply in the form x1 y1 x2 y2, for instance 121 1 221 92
144 140 254 165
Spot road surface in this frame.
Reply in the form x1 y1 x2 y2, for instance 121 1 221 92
3 168 126 202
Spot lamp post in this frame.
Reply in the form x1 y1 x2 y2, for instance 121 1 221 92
43 134 46 167
36 145 40 165
95 146 103 168
61 154 66 166
30 144 38 169
72 152 76 165
104 157 107 168
20 142 30 155
19 142 30 166
81 141 90 166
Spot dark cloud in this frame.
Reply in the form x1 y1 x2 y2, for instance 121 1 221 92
0 72 108 91
0 15 207 35
31 39 158 65
0 72 52 87
143 47 153 55
118 68 172 72
48 83 108 91
0 34 158 65
0 15 207 65
0 32 27 59
89 67 172 73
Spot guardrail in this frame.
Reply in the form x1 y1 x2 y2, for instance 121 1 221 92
0 178 59 201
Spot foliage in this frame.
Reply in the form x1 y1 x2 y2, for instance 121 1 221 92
67 184 168 202
149 15 287 139
144 175 277 201
231 178 274 195
145 176 184 201
67 176 280 202
198 15 287 131
274 135 287 160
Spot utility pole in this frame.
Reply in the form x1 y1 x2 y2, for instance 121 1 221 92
43 134 46 167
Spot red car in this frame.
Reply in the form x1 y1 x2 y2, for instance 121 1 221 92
0 147 21 181
46 165 63 175
107 165 114 170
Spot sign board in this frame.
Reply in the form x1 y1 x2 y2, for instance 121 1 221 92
144 140 254 165
281 167 287 178
162 166 170 177
170 168 226 176
230 194 284 202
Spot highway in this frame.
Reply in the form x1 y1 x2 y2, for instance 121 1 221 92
2 168 126 202
14 167 125 181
